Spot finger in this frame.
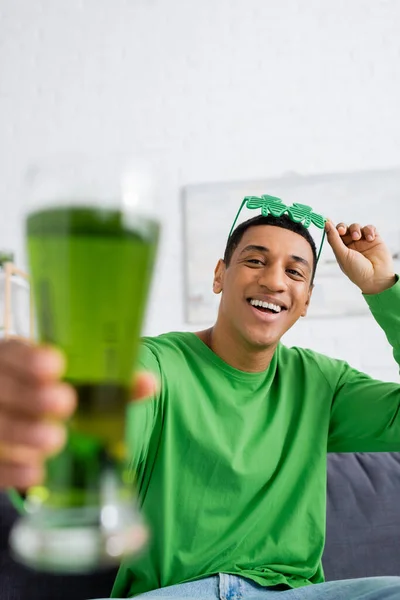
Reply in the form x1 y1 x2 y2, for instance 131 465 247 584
336 222 348 236
0 416 66 453
348 223 362 241
0 376 77 419
131 372 159 402
0 462 44 490
324 219 349 262
0 341 65 385
362 224 377 242
0 442 45 466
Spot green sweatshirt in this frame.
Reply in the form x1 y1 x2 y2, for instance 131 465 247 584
111 279 400 598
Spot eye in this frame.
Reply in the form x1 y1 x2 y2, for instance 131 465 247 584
246 258 265 266
286 268 303 278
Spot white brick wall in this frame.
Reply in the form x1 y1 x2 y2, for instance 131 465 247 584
0 0 399 381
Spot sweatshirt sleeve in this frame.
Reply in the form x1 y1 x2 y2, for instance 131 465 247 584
328 276 400 453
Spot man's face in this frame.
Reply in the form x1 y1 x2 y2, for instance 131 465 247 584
213 225 314 349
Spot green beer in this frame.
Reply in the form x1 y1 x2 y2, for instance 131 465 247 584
26 205 159 512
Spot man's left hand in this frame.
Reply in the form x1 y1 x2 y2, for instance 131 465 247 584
324 220 396 295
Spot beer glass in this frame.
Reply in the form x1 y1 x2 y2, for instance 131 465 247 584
9 156 160 572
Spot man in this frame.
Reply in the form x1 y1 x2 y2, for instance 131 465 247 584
0 207 399 599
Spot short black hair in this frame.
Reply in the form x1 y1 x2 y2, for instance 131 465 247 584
223 214 317 283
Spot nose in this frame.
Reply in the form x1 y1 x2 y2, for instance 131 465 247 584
257 263 287 293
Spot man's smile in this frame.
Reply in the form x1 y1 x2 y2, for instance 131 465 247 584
246 298 288 321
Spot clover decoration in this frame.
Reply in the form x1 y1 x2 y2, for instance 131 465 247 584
228 194 327 263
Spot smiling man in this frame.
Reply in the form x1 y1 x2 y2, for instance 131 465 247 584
1 204 400 600
109 209 400 599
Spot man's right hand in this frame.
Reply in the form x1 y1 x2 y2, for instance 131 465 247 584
0 341 74 490
0 340 158 491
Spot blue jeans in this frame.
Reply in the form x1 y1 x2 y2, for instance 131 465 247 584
102 573 400 599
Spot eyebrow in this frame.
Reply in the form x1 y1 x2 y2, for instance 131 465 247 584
239 244 311 271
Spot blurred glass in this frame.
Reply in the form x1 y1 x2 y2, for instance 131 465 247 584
9 155 160 572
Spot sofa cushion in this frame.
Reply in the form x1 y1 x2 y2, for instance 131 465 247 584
323 452 400 581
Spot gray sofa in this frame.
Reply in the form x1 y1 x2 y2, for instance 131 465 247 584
1 453 400 600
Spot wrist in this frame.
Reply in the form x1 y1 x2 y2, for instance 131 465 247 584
361 274 397 296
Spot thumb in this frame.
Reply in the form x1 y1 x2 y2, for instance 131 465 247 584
324 219 348 264
131 371 160 402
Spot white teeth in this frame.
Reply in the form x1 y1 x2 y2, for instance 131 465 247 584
249 299 282 313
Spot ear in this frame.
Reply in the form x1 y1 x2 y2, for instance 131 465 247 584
301 284 314 317
213 259 226 294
